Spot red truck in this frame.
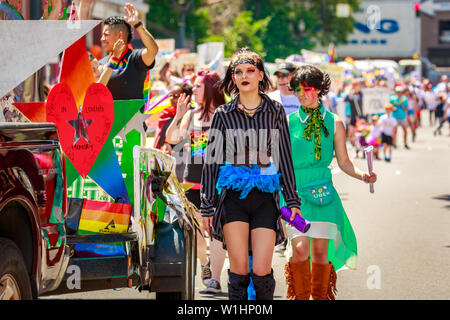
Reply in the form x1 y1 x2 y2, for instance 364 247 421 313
0 122 196 300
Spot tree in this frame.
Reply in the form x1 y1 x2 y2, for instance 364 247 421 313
243 0 361 62
145 0 361 61
222 11 271 58
146 0 215 49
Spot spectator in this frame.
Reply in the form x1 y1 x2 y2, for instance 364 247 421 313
423 83 438 126
434 95 447 136
166 71 227 295
267 62 299 115
390 85 410 149
379 104 397 162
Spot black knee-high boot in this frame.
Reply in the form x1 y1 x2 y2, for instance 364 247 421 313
251 269 275 300
227 270 250 300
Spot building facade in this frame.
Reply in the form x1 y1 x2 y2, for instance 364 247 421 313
419 0 450 67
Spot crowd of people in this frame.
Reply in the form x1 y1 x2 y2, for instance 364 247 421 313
2 0 449 301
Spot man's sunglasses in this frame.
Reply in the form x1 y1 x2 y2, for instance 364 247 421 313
276 73 290 79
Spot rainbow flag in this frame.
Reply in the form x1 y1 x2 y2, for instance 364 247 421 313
75 200 131 258
328 44 338 63
345 56 355 66
143 71 153 104
78 200 131 235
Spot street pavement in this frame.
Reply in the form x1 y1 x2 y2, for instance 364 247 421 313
42 119 450 300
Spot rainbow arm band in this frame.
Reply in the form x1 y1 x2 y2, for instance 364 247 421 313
107 56 120 70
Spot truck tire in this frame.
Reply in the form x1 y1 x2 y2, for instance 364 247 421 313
0 237 33 300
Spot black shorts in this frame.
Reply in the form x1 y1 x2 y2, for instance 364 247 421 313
381 133 393 146
222 188 278 231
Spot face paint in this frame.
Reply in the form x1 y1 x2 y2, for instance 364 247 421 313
296 84 317 99
233 66 258 79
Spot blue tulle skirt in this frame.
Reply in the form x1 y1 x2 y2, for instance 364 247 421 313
216 162 281 199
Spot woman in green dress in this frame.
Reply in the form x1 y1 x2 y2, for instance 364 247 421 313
283 65 377 300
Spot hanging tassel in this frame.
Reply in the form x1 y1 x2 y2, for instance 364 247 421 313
327 263 338 300
284 262 296 300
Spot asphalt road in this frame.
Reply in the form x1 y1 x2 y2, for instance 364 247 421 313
42 119 450 300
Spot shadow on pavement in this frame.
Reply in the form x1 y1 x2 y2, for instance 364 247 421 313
432 194 450 210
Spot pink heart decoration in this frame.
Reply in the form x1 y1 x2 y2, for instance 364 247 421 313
46 83 114 178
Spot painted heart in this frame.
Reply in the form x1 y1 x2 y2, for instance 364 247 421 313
46 82 114 178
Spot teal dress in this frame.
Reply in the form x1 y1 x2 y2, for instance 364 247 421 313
281 105 357 271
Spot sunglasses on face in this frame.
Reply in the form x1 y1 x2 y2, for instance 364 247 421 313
276 73 289 79
169 93 181 98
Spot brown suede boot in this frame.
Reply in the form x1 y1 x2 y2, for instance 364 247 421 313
311 261 337 300
284 257 311 300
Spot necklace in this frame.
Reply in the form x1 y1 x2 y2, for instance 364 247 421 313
240 103 259 111
238 97 262 115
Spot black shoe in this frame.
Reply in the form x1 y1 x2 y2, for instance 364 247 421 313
275 239 287 253
405 144 410 150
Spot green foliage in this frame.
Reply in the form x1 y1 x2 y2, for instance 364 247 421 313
145 0 361 62
242 0 361 62
222 11 271 58
146 0 214 44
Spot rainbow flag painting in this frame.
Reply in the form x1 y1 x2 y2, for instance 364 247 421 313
78 200 131 234
75 199 132 257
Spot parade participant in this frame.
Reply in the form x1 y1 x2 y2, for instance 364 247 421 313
344 79 363 128
390 85 410 149
367 115 382 160
434 95 447 136
267 62 299 115
283 65 376 300
181 62 197 83
423 83 438 126
90 39 126 85
166 71 227 294
200 47 302 300
404 88 419 142
98 3 158 100
154 82 193 152
379 103 397 162
154 82 193 181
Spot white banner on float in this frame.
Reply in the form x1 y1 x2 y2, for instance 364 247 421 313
0 20 101 99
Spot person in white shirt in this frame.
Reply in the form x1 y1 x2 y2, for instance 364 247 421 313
435 75 448 95
267 62 299 115
379 103 398 162
423 83 438 126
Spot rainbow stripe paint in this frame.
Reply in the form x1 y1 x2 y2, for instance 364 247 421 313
78 200 131 235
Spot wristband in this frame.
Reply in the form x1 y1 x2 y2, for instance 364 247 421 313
134 21 143 29
107 56 120 69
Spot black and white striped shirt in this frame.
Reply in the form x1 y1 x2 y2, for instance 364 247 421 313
200 93 301 217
